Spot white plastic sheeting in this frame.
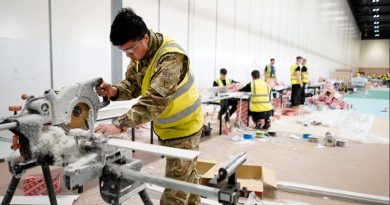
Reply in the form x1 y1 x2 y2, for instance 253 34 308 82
297 109 388 144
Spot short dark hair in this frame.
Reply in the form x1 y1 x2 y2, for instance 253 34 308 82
110 8 149 46
251 70 260 79
270 58 275 61
296 56 303 61
220 68 227 75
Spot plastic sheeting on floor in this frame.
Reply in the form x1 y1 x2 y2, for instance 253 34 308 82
296 109 388 144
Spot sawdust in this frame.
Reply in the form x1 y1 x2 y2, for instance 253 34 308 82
13 114 44 152
64 153 100 174
37 126 80 166
5 150 21 163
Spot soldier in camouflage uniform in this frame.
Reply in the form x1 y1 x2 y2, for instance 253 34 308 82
95 8 203 205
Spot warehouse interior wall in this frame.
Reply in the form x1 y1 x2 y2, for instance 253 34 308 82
124 0 361 88
359 39 390 68
0 0 111 116
0 0 361 116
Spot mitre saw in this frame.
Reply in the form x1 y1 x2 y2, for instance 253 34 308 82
0 77 153 205
0 78 246 205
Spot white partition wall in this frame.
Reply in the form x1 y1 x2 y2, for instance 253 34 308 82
215 0 236 81
160 0 189 52
51 0 111 88
188 0 217 88
116 0 361 86
0 0 362 113
0 0 51 116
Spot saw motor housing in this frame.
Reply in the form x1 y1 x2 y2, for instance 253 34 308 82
3 77 105 161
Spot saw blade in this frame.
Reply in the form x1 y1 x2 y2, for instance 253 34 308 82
68 102 90 130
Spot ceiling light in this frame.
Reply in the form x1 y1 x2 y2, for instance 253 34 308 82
374 21 380 24
373 14 380 18
373 8 380 12
375 34 380 37
371 0 379 2
374 26 380 29
375 30 379 32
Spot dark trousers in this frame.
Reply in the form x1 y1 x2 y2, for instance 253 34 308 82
251 110 273 122
219 99 238 119
300 83 306 105
251 110 273 129
291 84 302 107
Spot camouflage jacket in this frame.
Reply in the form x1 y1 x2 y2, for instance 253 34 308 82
112 30 189 129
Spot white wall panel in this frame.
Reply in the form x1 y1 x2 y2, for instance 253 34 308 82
1 0 363 110
188 0 217 89
0 0 50 116
215 0 235 79
248 0 262 72
51 0 111 88
258 0 273 70
119 0 361 86
360 40 390 68
122 0 159 31
233 0 250 82
160 0 189 52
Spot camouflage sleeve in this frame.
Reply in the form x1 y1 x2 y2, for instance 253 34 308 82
114 53 188 128
112 61 142 101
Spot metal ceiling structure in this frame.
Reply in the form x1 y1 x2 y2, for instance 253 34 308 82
348 0 390 39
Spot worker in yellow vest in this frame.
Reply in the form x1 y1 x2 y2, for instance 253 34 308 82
95 8 202 204
213 68 238 122
300 58 309 105
239 70 273 130
290 56 304 108
386 72 390 88
264 58 277 81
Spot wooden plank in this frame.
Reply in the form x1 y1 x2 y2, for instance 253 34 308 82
97 100 135 120
107 138 200 160
335 68 353 73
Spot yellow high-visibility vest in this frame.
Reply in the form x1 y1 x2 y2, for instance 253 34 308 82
290 64 301 85
302 64 309 84
265 64 276 81
215 78 232 87
214 78 232 103
140 38 203 140
250 79 273 112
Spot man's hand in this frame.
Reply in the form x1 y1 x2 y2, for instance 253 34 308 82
300 83 304 88
95 124 122 135
95 82 118 98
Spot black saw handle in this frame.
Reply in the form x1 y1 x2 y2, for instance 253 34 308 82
97 78 111 108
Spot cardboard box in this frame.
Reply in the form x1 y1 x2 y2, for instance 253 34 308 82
197 160 277 198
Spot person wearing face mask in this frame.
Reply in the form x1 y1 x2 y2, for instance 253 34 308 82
94 8 203 205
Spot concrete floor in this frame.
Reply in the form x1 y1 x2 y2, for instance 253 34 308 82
0 111 388 205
